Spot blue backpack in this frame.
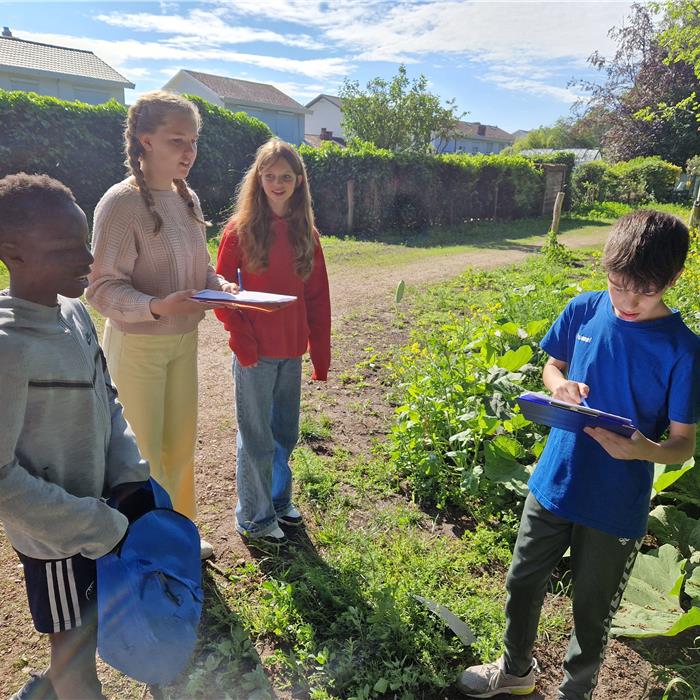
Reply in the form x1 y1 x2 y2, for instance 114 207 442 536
97 479 203 686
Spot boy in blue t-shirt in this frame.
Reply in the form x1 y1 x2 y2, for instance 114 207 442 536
458 210 699 700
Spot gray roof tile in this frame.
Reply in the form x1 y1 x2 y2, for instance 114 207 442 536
0 35 133 87
184 70 304 112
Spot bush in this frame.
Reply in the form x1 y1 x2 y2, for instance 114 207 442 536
571 161 620 206
0 89 271 225
0 91 127 221
609 156 681 204
299 140 544 236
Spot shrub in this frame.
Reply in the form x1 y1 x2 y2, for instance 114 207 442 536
571 161 620 206
609 156 681 204
0 91 127 221
0 89 271 225
299 141 544 236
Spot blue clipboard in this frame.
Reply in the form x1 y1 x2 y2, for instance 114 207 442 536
516 392 637 438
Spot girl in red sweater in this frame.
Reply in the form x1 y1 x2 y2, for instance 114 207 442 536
215 139 331 542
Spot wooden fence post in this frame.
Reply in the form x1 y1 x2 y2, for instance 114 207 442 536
346 179 355 234
550 191 565 235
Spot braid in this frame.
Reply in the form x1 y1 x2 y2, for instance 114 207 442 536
125 110 163 234
173 178 210 228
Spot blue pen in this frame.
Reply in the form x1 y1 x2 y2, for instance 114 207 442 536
237 267 243 291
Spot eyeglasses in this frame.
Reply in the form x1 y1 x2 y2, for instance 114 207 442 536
261 173 297 185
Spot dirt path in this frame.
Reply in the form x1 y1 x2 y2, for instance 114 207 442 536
3 226 634 699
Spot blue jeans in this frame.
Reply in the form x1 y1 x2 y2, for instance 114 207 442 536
233 355 301 537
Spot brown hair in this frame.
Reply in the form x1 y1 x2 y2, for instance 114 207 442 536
124 90 205 233
227 138 315 279
603 209 689 291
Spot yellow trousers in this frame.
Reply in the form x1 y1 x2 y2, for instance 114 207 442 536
103 322 198 519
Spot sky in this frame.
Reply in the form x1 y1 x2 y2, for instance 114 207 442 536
0 0 637 133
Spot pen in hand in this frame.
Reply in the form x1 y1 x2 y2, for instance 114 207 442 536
237 267 244 292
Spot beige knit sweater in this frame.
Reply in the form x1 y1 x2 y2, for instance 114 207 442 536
87 179 222 335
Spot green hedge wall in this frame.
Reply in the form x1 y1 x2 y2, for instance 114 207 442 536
299 141 544 236
0 90 271 224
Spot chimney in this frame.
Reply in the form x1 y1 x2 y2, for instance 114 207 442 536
477 123 486 136
2 27 12 38
320 127 333 140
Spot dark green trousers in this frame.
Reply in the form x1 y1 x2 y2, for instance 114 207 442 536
503 492 641 700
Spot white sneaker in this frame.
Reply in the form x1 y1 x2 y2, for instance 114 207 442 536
277 506 304 527
457 656 536 697
199 538 214 560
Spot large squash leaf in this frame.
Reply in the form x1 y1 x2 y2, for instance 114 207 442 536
648 505 700 558
611 544 700 638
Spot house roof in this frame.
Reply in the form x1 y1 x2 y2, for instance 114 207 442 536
452 121 514 142
305 93 342 109
520 148 602 166
304 133 346 148
0 35 134 87
183 70 306 113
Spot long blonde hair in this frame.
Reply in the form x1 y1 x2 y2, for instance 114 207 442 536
124 90 205 233
229 139 315 280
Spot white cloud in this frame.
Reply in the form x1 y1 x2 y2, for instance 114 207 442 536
16 30 351 79
96 7 325 50
228 0 634 99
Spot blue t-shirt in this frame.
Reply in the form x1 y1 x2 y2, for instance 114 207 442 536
529 291 700 539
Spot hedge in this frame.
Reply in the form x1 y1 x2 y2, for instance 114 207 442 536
0 90 271 224
299 140 544 235
571 156 681 208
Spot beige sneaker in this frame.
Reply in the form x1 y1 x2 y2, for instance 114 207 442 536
199 538 214 560
457 656 536 697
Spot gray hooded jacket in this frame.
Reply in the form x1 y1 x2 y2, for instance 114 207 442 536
0 293 149 559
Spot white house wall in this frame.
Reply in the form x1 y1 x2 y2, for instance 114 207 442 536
305 98 344 138
0 68 124 103
162 72 223 107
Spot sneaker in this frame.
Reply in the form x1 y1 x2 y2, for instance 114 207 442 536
10 673 57 700
456 656 536 697
277 506 304 527
242 524 287 545
199 538 214 560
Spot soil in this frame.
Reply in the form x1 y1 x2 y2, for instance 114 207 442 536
0 229 675 699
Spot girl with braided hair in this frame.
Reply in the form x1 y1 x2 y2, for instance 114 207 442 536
87 91 232 559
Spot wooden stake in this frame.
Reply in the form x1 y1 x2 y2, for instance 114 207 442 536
550 191 565 235
346 179 355 234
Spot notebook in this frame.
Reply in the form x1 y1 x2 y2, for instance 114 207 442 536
191 289 297 312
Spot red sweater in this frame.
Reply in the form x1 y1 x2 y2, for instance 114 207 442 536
214 217 331 380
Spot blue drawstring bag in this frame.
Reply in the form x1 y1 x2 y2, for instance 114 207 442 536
97 479 203 686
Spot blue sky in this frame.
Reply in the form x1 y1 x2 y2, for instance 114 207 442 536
0 0 635 133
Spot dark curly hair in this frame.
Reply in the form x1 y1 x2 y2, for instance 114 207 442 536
0 172 76 243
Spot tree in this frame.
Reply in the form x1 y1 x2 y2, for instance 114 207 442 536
338 65 463 154
510 115 602 152
575 3 700 165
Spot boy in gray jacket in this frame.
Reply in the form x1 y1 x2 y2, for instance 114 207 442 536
0 173 149 700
